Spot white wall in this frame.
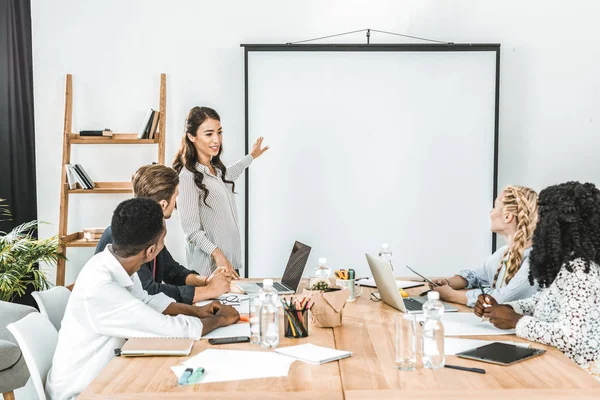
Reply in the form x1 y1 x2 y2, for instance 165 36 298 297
31 0 600 284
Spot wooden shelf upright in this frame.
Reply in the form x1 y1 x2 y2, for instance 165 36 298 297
56 73 167 286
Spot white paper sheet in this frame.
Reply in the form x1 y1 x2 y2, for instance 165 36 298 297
444 338 529 355
195 299 248 314
359 279 425 289
416 312 516 336
201 323 251 339
171 349 295 384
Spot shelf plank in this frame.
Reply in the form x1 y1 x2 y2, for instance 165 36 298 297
69 133 157 144
68 181 133 194
61 232 100 248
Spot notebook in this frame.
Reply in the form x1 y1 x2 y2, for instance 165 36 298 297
274 343 352 364
119 338 194 357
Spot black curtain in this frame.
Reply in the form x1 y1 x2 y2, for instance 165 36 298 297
0 0 37 234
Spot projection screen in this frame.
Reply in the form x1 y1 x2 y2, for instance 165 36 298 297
243 44 499 279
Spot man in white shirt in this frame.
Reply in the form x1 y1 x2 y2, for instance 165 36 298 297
46 198 239 400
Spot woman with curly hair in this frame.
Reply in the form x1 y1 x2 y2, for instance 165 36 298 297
431 185 539 306
476 181 600 381
173 106 269 276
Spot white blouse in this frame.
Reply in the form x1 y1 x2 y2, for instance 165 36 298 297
507 258 600 381
177 155 253 276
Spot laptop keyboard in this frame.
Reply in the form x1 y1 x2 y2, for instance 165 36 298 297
403 298 424 311
255 282 290 292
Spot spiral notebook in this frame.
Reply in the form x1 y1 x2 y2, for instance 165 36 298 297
119 338 194 357
274 344 352 364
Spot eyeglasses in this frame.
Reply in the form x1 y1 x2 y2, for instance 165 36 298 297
370 292 382 303
219 295 251 306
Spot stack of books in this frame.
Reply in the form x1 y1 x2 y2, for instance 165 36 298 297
78 129 113 138
83 228 105 241
66 164 95 189
137 109 160 139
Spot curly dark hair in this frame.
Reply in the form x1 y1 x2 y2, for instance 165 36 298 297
529 181 600 287
111 198 165 257
172 106 235 207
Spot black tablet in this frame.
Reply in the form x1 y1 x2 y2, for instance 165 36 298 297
456 342 546 366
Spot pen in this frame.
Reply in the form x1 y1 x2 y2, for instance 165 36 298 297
177 368 194 385
478 282 490 321
187 367 206 384
444 364 486 374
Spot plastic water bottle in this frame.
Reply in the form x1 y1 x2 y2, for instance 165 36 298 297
422 291 445 369
258 279 279 348
315 257 331 281
379 243 393 272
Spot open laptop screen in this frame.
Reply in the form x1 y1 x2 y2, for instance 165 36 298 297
280 241 311 290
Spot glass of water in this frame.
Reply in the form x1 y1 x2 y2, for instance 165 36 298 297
249 294 261 344
395 313 417 371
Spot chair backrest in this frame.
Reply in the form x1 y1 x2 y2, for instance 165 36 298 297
31 286 71 331
7 313 58 400
0 300 37 343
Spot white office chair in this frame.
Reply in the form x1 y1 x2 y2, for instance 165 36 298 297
32 286 71 331
7 313 58 400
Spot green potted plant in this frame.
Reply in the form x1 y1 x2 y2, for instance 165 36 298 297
0 199 61 302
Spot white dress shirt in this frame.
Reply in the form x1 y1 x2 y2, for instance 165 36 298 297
46 246 203 400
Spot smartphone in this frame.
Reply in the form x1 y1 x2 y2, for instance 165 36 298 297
208 336 250 345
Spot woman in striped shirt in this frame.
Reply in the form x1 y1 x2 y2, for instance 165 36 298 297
173 106 269 277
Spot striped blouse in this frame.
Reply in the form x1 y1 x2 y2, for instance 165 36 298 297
177 154 253 276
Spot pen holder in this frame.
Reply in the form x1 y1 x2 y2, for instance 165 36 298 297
284 309 309 338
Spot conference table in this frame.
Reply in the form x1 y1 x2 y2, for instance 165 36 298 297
79 280 600 399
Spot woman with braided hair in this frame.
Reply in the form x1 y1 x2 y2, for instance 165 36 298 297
431 185 540 307
475 182 600 381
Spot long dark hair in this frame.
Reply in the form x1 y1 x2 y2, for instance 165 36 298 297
529 181 600 288
172 106 235 206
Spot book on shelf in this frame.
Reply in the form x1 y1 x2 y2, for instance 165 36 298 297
79 129 113 137
65 164 79 189
83 228 105 241
137 109 160 139
66 164 87 189
137 109 154 139
73 164 95 189
66 164 95 189
148 111 160 139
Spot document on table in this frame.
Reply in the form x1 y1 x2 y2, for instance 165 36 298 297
444 338 529 355
416 312 516 336
171 349 296 384
201 323 250 339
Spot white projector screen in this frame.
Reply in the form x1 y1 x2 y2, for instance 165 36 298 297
244 45 499 279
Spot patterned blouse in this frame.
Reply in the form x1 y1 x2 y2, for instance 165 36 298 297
507 258 600 381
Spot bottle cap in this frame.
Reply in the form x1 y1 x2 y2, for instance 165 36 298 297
318 257 327 265
381 243 389 249
263 278 273 287
427 291 440 300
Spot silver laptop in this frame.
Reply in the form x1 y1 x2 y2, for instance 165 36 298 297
237 241 311 295
365 253 458 314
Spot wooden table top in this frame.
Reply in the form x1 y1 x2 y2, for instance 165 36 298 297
79 280 600 399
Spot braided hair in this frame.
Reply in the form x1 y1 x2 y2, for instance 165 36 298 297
491 186 539 288
529 182 600 288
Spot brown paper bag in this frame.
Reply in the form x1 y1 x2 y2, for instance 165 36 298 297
303 288 350 328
